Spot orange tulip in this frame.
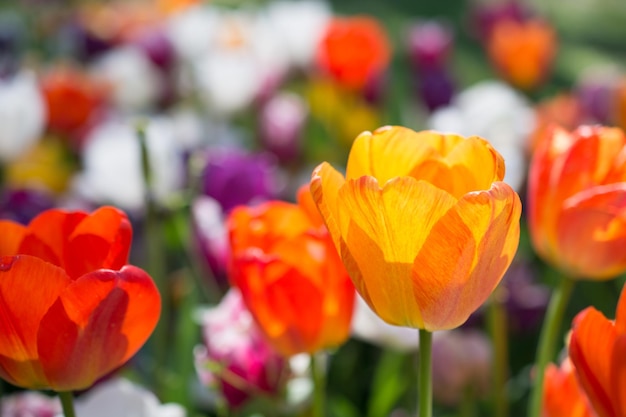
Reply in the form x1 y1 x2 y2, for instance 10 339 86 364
543 358 596 417
310 126 521 331
228 186 355 357
315 16 391 91
0 207 160 391
569 284 626 417
487 18 556 91
527 125 626 279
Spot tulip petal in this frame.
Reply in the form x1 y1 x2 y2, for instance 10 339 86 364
0 256 70 389
0 221 26 256
296 184 325 228
610 334 626 417
336 175 457 328
616 283 626 334
570 307 616 417
65 206 133 279
557 184 626 279
310 162 346 252
37 266 160 391
412 182 520 330
345 127 444 183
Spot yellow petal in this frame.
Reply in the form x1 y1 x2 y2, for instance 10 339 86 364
336 175 457 328
310 162 346 252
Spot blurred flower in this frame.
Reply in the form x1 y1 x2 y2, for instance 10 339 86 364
191 195 229 283
40 66 109 147
266 1 331 68
74 378 185 417
228 186 355 356
4 136 75 194
527 125 626 279
576 69 621 126
201 148 282 213
351 294 419 352
315 16 391 91
543 358 595 417
408 20 453 72
0 207 160 390
432 329 491 406
76 117 184 211
0 69 46 162
486 18 556 91
130 27 175 72
469 0 528 41
528 94 587 155
166 5 218 62
310 126 521 330
195 288 288 408
501 261 550 334
1 391 61 417
569 283 626 417
258 92 308 163
0 188 55 224
90 46 163 112
428 80 533 191
0 12 26 79
415 68 455 112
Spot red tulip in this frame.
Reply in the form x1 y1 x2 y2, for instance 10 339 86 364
543 358 595 417
0 207 160 391
569 285 626 417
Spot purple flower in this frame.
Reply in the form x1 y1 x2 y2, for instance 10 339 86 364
201 148 282 213
407 21 453 72
258 93 308 163
0 188 55 224
195 289 288 408
414 68 455 112
191 196 229 284
1 391 61 417
470 0 529 42
502 261 550 334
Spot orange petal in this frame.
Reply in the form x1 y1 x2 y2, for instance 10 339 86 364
296 184 325 228
556 184 626 279
616 283 626 334
610 334 626 417
0 221 26 256
37 266 160 391
310 162 347 253
345 127 442 183
570 307 617 417
0 256 71 389
65 206 133 279
336 175 457 328
412 182 520 330
543 359 595 417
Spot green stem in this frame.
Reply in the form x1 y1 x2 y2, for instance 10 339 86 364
59 391 76 417
527 275 575 417
418 329 432 417
311 352 326 417
488 289 509 417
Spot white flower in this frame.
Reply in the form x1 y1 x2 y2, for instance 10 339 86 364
351 295 419 352
265 1 331 68
72 378 185 417
167 5 220 62
428 80 535 191
90 46 163 112
76 116 184 211
0 70 46 162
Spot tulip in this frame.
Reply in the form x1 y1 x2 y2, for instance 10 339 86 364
228 185 355 357
486 18 556 91
569 284 626 417
543 358 595 417
310 126 521 331
0 187 55 224
1 391 61 417
527 125 626 279
258 92 308 163
0 206 160 391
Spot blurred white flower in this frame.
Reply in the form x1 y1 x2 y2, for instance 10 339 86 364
76 116 184 211
351 295 419 352
73 378 185 417
428 80 535 191
266 1 331 68
2 391 61 417
0 70 46 162
167 5 220 62
90 46 163 112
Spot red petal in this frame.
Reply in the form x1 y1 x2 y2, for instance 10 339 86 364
610 334 626 417
0 256 70 389
37 266 160 391
569 307 617 417
0 221 26 256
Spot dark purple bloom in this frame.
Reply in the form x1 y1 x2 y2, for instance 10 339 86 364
201 148 282 213
415 68 455 112
0 188 56 224
503 261 550 334
470 0 529 42
131 28 175 72
576 74 617 125
407 21 453 72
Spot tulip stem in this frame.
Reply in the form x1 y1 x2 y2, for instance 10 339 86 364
488 289 509 417
418 329 432 417
527 275 575 417
311 352 326 417
59 391 76 417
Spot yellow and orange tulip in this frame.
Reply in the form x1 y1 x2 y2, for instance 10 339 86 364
310 126 521 331
227 186 355 357
569 284 626 417
0 207 160 391
527 125 626 279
